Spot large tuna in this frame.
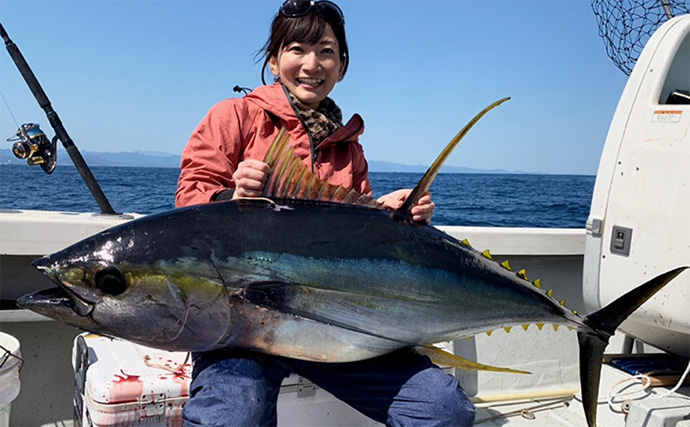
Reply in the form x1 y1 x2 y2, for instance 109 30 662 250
18 99 687 427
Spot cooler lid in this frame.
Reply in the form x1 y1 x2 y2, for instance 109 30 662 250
82 335 191 405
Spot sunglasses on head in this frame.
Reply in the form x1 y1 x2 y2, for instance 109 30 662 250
280 0 345 25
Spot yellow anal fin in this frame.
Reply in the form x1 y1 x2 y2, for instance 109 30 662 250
262 128 378 208
414 345 530 374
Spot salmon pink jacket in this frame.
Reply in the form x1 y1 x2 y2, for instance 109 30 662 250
176 84 372 207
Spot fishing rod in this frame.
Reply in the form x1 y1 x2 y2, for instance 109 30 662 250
0 21 117 215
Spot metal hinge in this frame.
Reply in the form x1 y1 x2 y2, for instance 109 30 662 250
141 393 166 416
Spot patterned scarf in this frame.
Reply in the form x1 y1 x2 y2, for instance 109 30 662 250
287 90 343 144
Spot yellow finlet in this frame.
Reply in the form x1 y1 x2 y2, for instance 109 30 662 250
522 324 529 331
553 324 560 331
547 289 554 297
517 269 528 280
501 260 512 271
481 250 493 260
486 330 493 336
504 327 512 333
536 323 545 330
414 345 530 374
461 239 471 247
559 300 566 306
533 279 542 289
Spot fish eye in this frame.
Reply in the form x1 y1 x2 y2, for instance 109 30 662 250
94 265 127 296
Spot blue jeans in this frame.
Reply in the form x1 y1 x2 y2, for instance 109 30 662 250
182 349 476 426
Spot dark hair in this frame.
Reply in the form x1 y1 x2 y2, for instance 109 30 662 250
259 9 349 84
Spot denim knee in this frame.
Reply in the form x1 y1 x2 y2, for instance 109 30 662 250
182 350 287 426
439 383 476 427
387 367 476 427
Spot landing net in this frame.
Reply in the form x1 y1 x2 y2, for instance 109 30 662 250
591 0 690 75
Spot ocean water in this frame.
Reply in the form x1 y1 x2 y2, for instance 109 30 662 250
0 165 595 228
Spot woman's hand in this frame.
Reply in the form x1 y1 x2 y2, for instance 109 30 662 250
377 189 435 223
232 159 271 199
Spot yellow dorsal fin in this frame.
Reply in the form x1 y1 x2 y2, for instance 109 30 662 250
533 279 542 289
501 260 512 271
262 128 378 207
414 346 530 374
481 250 493 260
393 98 510 223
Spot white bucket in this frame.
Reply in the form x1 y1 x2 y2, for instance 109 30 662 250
0 332 22 427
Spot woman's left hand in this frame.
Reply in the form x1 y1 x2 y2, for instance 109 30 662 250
377 189 435 223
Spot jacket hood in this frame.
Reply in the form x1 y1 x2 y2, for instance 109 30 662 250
244 83 300 126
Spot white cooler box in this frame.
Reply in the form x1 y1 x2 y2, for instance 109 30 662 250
73 334 380 426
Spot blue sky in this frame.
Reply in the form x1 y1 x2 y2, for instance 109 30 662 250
1 0 631 175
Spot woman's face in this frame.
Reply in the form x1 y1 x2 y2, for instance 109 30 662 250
269 24 342 109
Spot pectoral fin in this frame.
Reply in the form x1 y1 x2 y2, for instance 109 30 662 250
234 281 421 346
414 345 530 374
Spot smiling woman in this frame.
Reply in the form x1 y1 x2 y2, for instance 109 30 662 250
173 0 469 425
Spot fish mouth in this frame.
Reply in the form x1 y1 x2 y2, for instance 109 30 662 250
29 255 97 317
16 286 103 334
16 286 79 315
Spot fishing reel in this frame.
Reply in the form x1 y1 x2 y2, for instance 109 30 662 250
6 123 57 174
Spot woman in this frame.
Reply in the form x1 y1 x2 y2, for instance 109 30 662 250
177 1 475 425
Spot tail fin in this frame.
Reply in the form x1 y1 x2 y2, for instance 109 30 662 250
392 97 510 223
577 266 687 427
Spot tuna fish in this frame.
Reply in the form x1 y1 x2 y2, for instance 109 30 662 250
18 99 686 427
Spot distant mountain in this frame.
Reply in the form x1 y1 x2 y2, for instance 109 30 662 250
81 151 182 168
367 160 518 174
1 149 521 173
